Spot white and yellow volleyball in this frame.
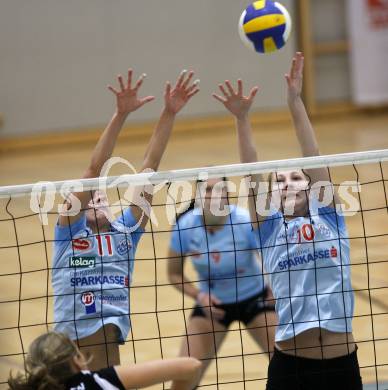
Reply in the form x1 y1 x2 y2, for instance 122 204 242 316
239 0 292 54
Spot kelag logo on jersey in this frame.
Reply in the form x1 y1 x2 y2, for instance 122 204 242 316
72 238 92 251
69 256 95 269
81 292 96 314
117 238 132 256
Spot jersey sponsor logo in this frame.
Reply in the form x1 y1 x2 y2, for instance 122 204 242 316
278 247 338 270
316 222 332 239
116 238 132 256
70 269 99 277
71 274 129 287
81 291 96 314
98 294 128 307
72 238 92 251
79 293 128 312
69 256 95 269
211 251 221 263
330 246 338 258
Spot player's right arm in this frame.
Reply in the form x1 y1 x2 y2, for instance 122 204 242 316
212 79 265 229
114 357 201 390
167 248 198 300
167 248 224 320
286 52 339 207
58 70 155 227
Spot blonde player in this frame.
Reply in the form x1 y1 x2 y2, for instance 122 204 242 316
53 69 199 370
213 52 362 389
8 332 201 390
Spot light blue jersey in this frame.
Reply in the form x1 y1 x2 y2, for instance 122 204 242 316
256 203 354 342
52 208 143 341
170 205 265 304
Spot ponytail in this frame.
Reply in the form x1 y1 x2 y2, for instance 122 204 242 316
8 332 79 390
9 366 64 390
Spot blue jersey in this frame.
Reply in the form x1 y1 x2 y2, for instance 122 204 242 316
52 208 143 341
256 203 354 342
170 206 265 304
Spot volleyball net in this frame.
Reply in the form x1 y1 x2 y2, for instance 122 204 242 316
1 149 388 389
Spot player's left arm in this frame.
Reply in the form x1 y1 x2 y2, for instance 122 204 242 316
114 357 202 390
287 52 339 206
130 71 200 229
212 79 265 229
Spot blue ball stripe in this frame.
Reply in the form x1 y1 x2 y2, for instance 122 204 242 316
244 3 282 24
246 24 286 52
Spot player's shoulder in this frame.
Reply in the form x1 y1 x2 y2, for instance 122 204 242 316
175 207 202 230
229 205 251 224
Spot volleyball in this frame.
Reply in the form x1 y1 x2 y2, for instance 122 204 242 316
239 0 292 54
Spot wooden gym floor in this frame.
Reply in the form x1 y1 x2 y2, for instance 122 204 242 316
0 111 388 389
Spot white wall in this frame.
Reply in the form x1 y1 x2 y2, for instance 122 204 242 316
311 0 351 102
0 0 296 136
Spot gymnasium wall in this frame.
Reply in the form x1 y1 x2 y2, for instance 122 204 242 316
311 0 350 102
0 0 352 138
0 0 296 137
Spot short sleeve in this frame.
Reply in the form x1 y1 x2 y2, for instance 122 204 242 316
66 368 125 390
318 206 346 231
55 215 87 242
114 207 144 251
246 224 259 250
170 221 188 255
93 367 125 390
254 213 281 248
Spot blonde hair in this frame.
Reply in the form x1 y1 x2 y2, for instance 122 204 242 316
8 332 80 390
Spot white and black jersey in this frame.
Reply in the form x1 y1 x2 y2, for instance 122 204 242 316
66 368 125 390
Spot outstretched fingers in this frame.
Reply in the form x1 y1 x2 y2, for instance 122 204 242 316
186 79 200 93
225 80 237 96
127 69 133 88
218 83 229 98
187 88 200 99
182 70 194 90
185 79 200 99
296 52 304 76
290 52 304 80
134 73 147 92
212 93 227 103
248 86 259 100
164 81 172 97
118 75 125 92
237 79 243 97
107 85 119 95
139 95 156 107
175 69 188 89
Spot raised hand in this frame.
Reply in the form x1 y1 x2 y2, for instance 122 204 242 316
164 70 200 115
286 52 304 101
212 79 259 120
108 69 155 116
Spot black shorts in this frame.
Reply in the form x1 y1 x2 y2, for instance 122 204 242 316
191 288 275 328
266 347 363 390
